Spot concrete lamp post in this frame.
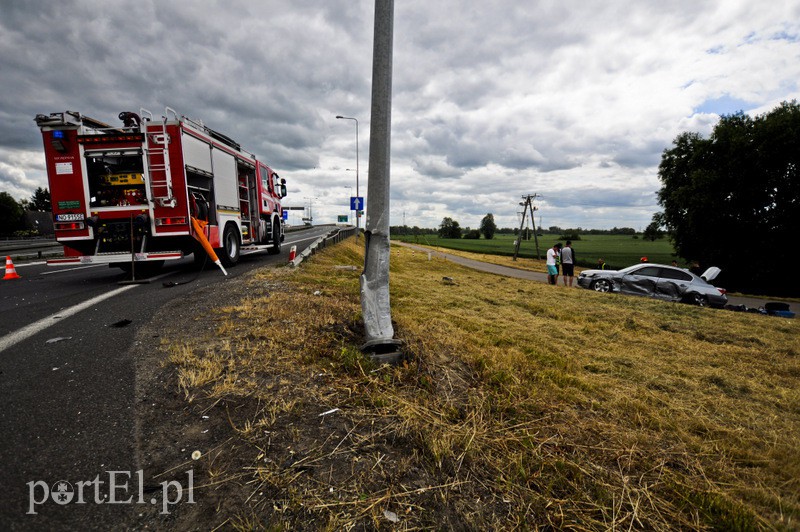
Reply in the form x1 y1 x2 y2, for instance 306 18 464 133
358 0 402 364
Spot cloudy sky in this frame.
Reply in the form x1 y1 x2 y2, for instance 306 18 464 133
1 1 798 230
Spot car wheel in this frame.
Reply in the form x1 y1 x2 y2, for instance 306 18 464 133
688 292 707 307
592 279 612 293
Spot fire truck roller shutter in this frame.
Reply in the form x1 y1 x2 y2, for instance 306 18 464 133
183 135 213 174
211 148 237 211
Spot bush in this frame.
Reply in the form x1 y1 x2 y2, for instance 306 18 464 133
438 217 462 239
463 229 481 239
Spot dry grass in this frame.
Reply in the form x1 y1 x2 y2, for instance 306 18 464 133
164 238 800 530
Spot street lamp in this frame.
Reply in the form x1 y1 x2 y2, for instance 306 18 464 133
344 185 353 223
336 115 359 235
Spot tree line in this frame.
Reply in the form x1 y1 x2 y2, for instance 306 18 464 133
390 219 639 239
0 187 52 237
655 100 799 296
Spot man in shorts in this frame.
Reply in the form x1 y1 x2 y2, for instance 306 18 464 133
546 243 560 285
561 240 575 287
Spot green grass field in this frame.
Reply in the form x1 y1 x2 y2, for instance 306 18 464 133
392 233 679 270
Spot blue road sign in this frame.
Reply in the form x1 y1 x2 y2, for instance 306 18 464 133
282 210 288 220
350 196 364 211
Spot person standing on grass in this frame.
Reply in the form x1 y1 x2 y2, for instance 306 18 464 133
554 242 563 285
546 243 560 285
597 257 606 270
561 240 575 287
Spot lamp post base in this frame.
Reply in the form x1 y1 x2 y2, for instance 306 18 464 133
361 338 404 365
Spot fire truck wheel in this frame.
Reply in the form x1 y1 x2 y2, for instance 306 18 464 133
268 218 281 255
219 223 241 267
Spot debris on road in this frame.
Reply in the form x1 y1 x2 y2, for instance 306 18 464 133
725 302 796 318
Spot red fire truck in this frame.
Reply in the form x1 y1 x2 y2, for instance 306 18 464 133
34 107 286 272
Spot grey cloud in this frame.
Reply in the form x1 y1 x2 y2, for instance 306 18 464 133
541 187 659 210
410 157 464 179
1 0 797 231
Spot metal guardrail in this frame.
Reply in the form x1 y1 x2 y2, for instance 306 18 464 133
289 226 359 268
0 239 62 261
0 236 56 242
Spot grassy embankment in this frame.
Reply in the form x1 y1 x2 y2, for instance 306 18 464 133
166 237 799 530
393 233 678 270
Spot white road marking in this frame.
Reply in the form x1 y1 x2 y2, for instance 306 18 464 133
40 264 107 275
0 270 176 354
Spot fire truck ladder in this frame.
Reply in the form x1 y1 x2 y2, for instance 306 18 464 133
142 110 176 208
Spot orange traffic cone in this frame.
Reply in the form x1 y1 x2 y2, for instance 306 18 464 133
3 256 21 280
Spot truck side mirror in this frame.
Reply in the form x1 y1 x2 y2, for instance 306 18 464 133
280 184 287 198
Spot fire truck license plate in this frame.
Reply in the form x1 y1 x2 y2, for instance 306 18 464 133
55 213 85 221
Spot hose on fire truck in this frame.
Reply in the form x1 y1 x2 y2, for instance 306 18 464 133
190 217 228 276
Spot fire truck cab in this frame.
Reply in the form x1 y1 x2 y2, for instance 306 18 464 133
34 107 286 270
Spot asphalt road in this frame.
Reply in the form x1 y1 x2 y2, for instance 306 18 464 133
0 226 333 531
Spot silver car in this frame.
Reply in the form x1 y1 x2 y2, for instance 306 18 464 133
577 263 727 308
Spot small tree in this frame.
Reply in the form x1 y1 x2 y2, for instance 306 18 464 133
480 213 497 240
643 214 665 242
29 187 52 212
438 217 462 239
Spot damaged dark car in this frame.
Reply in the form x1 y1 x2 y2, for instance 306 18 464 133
577 263 728 308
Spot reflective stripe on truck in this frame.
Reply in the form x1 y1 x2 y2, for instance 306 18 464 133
47 251 183 265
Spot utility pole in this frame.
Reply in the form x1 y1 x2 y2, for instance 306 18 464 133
512 194 541 261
